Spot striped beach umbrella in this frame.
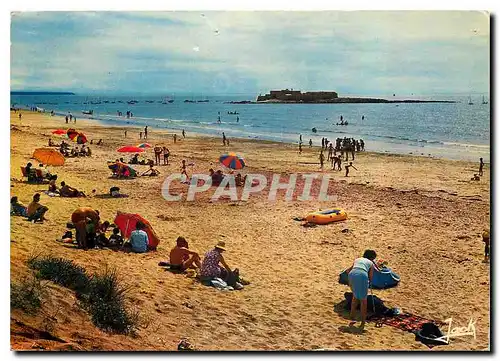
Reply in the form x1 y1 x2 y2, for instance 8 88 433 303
137 143 152 148
219 153 245 170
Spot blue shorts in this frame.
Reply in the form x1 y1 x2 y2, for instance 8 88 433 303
348 269 369 300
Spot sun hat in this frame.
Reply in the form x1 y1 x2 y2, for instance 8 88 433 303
215 240 226 251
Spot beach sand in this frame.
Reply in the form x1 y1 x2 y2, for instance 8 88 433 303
10 110 490 351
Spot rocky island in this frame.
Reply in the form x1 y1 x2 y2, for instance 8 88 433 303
254 89 456 104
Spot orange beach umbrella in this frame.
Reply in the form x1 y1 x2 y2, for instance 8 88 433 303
33 148 65 166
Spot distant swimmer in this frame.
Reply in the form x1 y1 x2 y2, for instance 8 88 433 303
236 116 239 122
362 115 365 120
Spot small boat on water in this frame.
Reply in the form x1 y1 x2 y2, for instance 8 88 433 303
82 110 93 115
468 96 474 105
482 96 488 105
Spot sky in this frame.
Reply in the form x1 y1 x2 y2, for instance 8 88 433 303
10 11 490 96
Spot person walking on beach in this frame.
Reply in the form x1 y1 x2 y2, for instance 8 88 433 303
182 129 186 138
181 160 188 179
345 249 377 330
18 113 22 121
69 113 73 121
173 134 177 143
222 132 227 146
360 139 365 151
328 143 334 161
319 151 325 170
299 134 302 143
345 162 357 177
154 145 163 166
482 230 490 263
479 158 484 176
309 139 313 148
163 147 170 165
74 116 76 123
139 132 143 139
65 115 68 124
298 142 302 154
144 126 148 139
124 130 127 138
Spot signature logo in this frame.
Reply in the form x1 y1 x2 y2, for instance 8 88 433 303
434 318 477 344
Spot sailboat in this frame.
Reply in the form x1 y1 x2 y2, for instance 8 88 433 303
482 95 488 105
468 96 474 105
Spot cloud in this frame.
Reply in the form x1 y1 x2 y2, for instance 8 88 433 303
10 11 490 95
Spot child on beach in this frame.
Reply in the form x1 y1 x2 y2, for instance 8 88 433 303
108 227 124 248
345 162 357 177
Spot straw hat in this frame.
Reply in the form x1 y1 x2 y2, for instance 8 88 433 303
215 240 226 251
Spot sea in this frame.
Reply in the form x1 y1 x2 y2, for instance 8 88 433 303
11 94 490 162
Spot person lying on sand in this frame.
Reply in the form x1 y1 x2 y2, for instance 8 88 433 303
27 193 49 223
141 164 160 177
60 181 86 197
10 196 28 217
169 237 202 271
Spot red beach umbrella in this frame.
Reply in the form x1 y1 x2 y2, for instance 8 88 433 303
117 146 145 153
52 129 67 135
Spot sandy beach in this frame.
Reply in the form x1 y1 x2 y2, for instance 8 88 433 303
10 110 490 351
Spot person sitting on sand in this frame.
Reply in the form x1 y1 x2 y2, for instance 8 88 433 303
107 227 124 248
95 221 111 247
48 175 59 193
25 162 37 182
129 153 139 164
200 241 234 283
38 164 52 179
71 207 100 249
60 181 86 198
169 236 202 271
345 162 357 177
10 196 28 217
141 164 160 177
345 249 377 330
128 221 149 253
27 193 49 223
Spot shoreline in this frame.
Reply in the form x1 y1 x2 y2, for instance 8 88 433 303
31 108 489 164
